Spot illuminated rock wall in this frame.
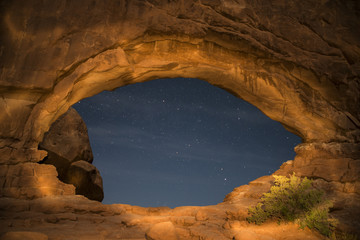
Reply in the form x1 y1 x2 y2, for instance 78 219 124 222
0 0 359 234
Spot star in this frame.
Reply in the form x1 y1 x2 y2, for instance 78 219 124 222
73 77 301 207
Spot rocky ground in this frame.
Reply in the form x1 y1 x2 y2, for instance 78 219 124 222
0 175 329 240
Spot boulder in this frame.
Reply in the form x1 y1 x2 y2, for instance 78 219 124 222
145 222 178 240
66 160 104 202
39 108 93 180
39 107 103 201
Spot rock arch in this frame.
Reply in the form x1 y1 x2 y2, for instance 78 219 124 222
0 0 359 236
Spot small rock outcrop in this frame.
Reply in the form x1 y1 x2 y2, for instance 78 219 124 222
0 163 75 199
145 221 178 240
66 160 104 202
39 108 103 202
39 107 93 178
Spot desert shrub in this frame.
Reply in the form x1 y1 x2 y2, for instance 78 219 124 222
298 201 336 236
247 173 337 236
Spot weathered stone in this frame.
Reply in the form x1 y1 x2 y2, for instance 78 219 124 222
0 165 8 177
224 176 273 203
195 210 209 221
312 179 344 193
342 160 360 182
195 207 227 222
233 229 266 240
0 0 359 155
171 216 196 227
343 182 360 194
188 225 229 240
0 163 75 199
0 198 30 212
145 221 178 240
312 158 349 182
37 107 104 201
0 194 332 240
0 231 48 240
66 160 104 202
171 206 199 217
225 206 250 221
39 108 93 179
0 0 359 238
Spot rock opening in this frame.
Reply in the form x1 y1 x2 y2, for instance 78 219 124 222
0 0 359 237
68 78 301 207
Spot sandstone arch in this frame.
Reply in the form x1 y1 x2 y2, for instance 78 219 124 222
1 0 359 156
0 0 359 237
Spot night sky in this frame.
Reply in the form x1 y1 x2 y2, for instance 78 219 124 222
73 78 301 208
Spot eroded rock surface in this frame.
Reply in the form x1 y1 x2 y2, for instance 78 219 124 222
0 0 359 238
0 189 327 240
0 163 75 199
66 160 104 202
0 0 359 157
0 231 48 240
39 107 94 178
38 107 104 201
145 221 178 240
272 142 360 235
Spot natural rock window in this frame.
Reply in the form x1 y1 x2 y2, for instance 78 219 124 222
1 0 359 237
39 78 301 207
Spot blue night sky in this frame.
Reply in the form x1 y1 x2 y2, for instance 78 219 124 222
73 78 301 208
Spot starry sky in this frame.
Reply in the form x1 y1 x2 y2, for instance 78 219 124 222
73 78 301 208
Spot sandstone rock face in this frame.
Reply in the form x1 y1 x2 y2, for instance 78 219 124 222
0 163 75 199
0 195 327 240
0 231 48 240
39 107 94 179
66 160 104 202
38 107 104 201
145 221 178 240
0 0 359 238
272 142 360 235
0 0 359 155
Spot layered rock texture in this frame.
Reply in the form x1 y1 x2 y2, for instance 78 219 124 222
0 183 327 240
0 0 359 239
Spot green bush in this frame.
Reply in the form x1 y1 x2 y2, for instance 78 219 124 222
247 173 336 236
298 201 336 236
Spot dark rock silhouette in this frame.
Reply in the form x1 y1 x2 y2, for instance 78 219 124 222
39 107 104 201
66 160 104 202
